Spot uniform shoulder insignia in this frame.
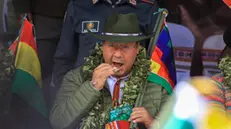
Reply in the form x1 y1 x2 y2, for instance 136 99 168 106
129 0 137 6
140 0 155 4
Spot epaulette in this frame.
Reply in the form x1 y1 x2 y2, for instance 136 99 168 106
140 0 155 4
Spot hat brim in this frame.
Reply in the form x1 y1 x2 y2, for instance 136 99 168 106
88 30 155 43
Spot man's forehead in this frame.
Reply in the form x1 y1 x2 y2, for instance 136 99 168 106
104 41 138 45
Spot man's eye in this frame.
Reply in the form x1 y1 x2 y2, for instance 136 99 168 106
122 46 130 49
108 44 114 47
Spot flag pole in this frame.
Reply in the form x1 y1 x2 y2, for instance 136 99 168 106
147 8 168 58
130 9 169 129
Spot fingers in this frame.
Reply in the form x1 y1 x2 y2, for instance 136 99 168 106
130 112 145 123
133 107 146 111
95 63 111 70
96 66 113 73
91 63 120 90
132 107 146 116
130 107 146 121
130 107 151 120
95 63 120 76
130 107 153 128
132 117 144 123
95 64 114 76
97 69 114 78
130 111 145 120
130 113 142 121
92 63 114 85
112 66 123 73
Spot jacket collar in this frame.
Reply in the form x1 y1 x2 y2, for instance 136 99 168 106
92 0 137 6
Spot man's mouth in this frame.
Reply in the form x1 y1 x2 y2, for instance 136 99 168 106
112 62 123 68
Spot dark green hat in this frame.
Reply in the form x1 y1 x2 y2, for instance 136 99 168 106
88 13 155 43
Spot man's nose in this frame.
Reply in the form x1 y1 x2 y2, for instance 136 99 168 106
113 49 122 58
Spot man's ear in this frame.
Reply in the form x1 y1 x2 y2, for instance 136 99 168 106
136 42 140 54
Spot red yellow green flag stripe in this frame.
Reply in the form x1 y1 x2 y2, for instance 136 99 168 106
9 18 48 117
223 0 231 8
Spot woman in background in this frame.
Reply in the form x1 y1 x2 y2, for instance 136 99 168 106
208 27 231 115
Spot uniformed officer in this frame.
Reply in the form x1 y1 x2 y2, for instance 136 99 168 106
51 0 160 98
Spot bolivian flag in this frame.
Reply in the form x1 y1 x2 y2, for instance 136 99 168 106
9 18 48 117
223 0 231 8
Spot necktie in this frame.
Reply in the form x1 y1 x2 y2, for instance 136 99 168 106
112 80 121 108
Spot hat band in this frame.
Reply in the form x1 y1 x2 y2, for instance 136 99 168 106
102 32 143 36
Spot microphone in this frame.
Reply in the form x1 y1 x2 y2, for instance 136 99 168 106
223 27 231 48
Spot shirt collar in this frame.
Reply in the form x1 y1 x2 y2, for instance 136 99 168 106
126 0 137 6
92 0 137 6
92 0 99 4
109 74 130 81
92 0 112 4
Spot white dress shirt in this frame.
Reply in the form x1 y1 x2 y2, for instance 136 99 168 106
107 75 129 103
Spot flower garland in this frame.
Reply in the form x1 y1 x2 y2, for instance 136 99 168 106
218 56 231 87
79 43 151 129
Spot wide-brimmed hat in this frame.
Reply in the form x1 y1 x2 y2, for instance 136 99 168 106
88 13 155 43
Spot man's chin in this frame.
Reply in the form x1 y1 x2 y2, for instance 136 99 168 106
112 72 123 77
112 71 129 78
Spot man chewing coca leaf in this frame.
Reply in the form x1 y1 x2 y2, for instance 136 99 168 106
50 13 170 129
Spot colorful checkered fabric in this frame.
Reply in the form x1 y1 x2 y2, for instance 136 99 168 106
207 74 231 115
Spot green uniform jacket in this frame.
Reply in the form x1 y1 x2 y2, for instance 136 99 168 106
50 67 170 129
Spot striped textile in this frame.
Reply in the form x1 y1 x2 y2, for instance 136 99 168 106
207 73 231 115
105 120 130 129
